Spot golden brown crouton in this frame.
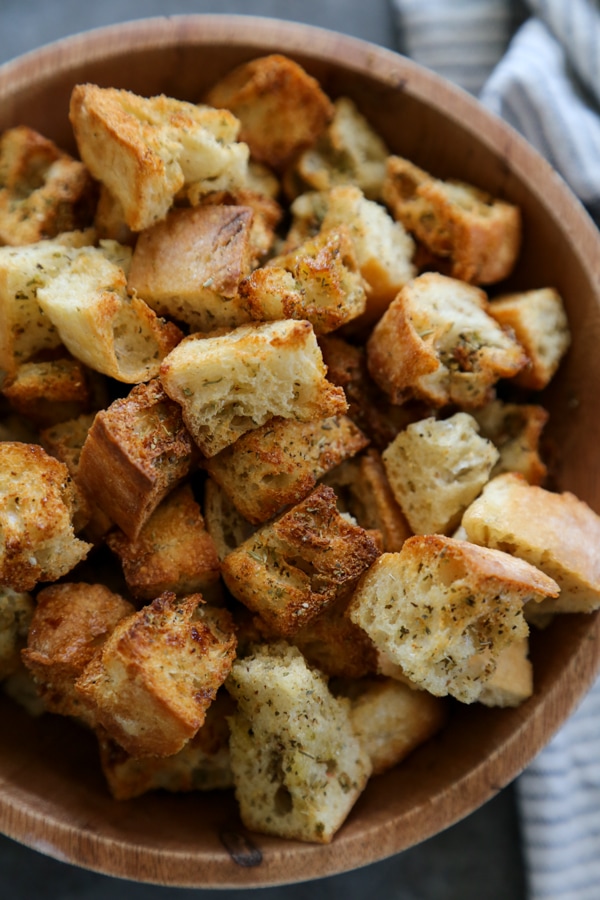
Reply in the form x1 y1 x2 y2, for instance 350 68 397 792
476 638 533 707
488 288 571 390
0 125 96 246
381 412 499 535
93 184 135 246
2 358 95 428
366 273 527 407
0 442 91 591
77 379 196 541
343 676 447 774
221 484 381 637
159 319 347 457
226 642 372 844
75 593 237 758
0 587 34 680
97 689 235 799
349 538 558 703
462 472 600 613
106 483 220 602
202 477 256 561
70 85 249 231
204 54 334 171
205 414 368 524
192 187 283 267
21 582 134 724
471 399 549 485
283 97 389 201
383 155 521 285
127 205 255 331
239 227 367 334
2 664 47 716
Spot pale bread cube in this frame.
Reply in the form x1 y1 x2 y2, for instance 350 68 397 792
226 642 372 843
202 477 256 561
349 538 558 703
471 399 548 485
382 412 499 535
476 638 533 707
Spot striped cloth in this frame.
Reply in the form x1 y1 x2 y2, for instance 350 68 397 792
391 2 600 898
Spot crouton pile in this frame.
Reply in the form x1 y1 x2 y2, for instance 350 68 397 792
0 53 597 846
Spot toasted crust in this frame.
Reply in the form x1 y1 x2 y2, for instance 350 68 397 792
382 412 499 535
2 358 94 428
366 273 526 407
205 413 368 524
349 538 558 703
106 483 220 601
128 205 254 331
462 472 600 613
75 593 237 757
205 54 334 171
383 155 521 284
21 582 134 723
221 484 381 637
471 399 549 485
226 642 372 843
0 442 91 591
0 125 96 246
0 587 34 680
159 319 347 457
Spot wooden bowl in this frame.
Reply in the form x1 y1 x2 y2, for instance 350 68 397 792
1 14 600 888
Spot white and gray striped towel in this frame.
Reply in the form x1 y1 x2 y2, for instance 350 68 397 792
391 2 600 898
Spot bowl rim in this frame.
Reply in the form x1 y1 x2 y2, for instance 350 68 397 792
1 12 600 889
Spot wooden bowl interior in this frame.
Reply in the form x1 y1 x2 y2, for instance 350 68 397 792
0 15 599 888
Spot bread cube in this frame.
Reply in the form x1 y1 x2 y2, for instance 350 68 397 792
239 227 367 334
488 288 571 390
94 184 135 245
2 358 95 428
36 241 182 383
382 412 499 535
344 676 447 774
2 664 47 717
21 582 134 724
127 205 254 331
366 273 526 407
0 125 96 245
226 642 372 844
205 414 368 524
0 587 34 680
0 442 91 591
75 593 237 757
462 472 600 613
202 477 256 561
97 690 235 799
471 399 549 485
204 54 333 171
106 483 220 601
284 97 389 201
70 85 249 231
349 538 558 703
159 319 347 457
221 484 380 637
77 380 195 541
476 638 533 708
190 187 283 266
286 186 416 325
382 155 521 284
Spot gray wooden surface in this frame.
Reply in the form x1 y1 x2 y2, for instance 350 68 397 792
0 2 527 897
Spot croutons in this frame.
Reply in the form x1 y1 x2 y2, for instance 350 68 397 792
221 484 381 637
204 54 334 171
471 399 549 485
159 319 347 457
204 414 368 524
77 379 196 541
75 593 237 757
0 587 34 680
226 642 372 843
196 186 283 266
476 638 533 708
127 205 254 331
488 288 571 390
382 412 499 535
2 357 95 428
69 85 249 231
202 477 256 561
239 227 367 334
462 472 600 613
0 125 96 246
21 582 134 724
366 272 527 407
348 538 558 703
0 442 91 591
106 483 221 601
382 155 521 284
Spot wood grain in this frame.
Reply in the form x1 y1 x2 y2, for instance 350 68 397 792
1 14 599 887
